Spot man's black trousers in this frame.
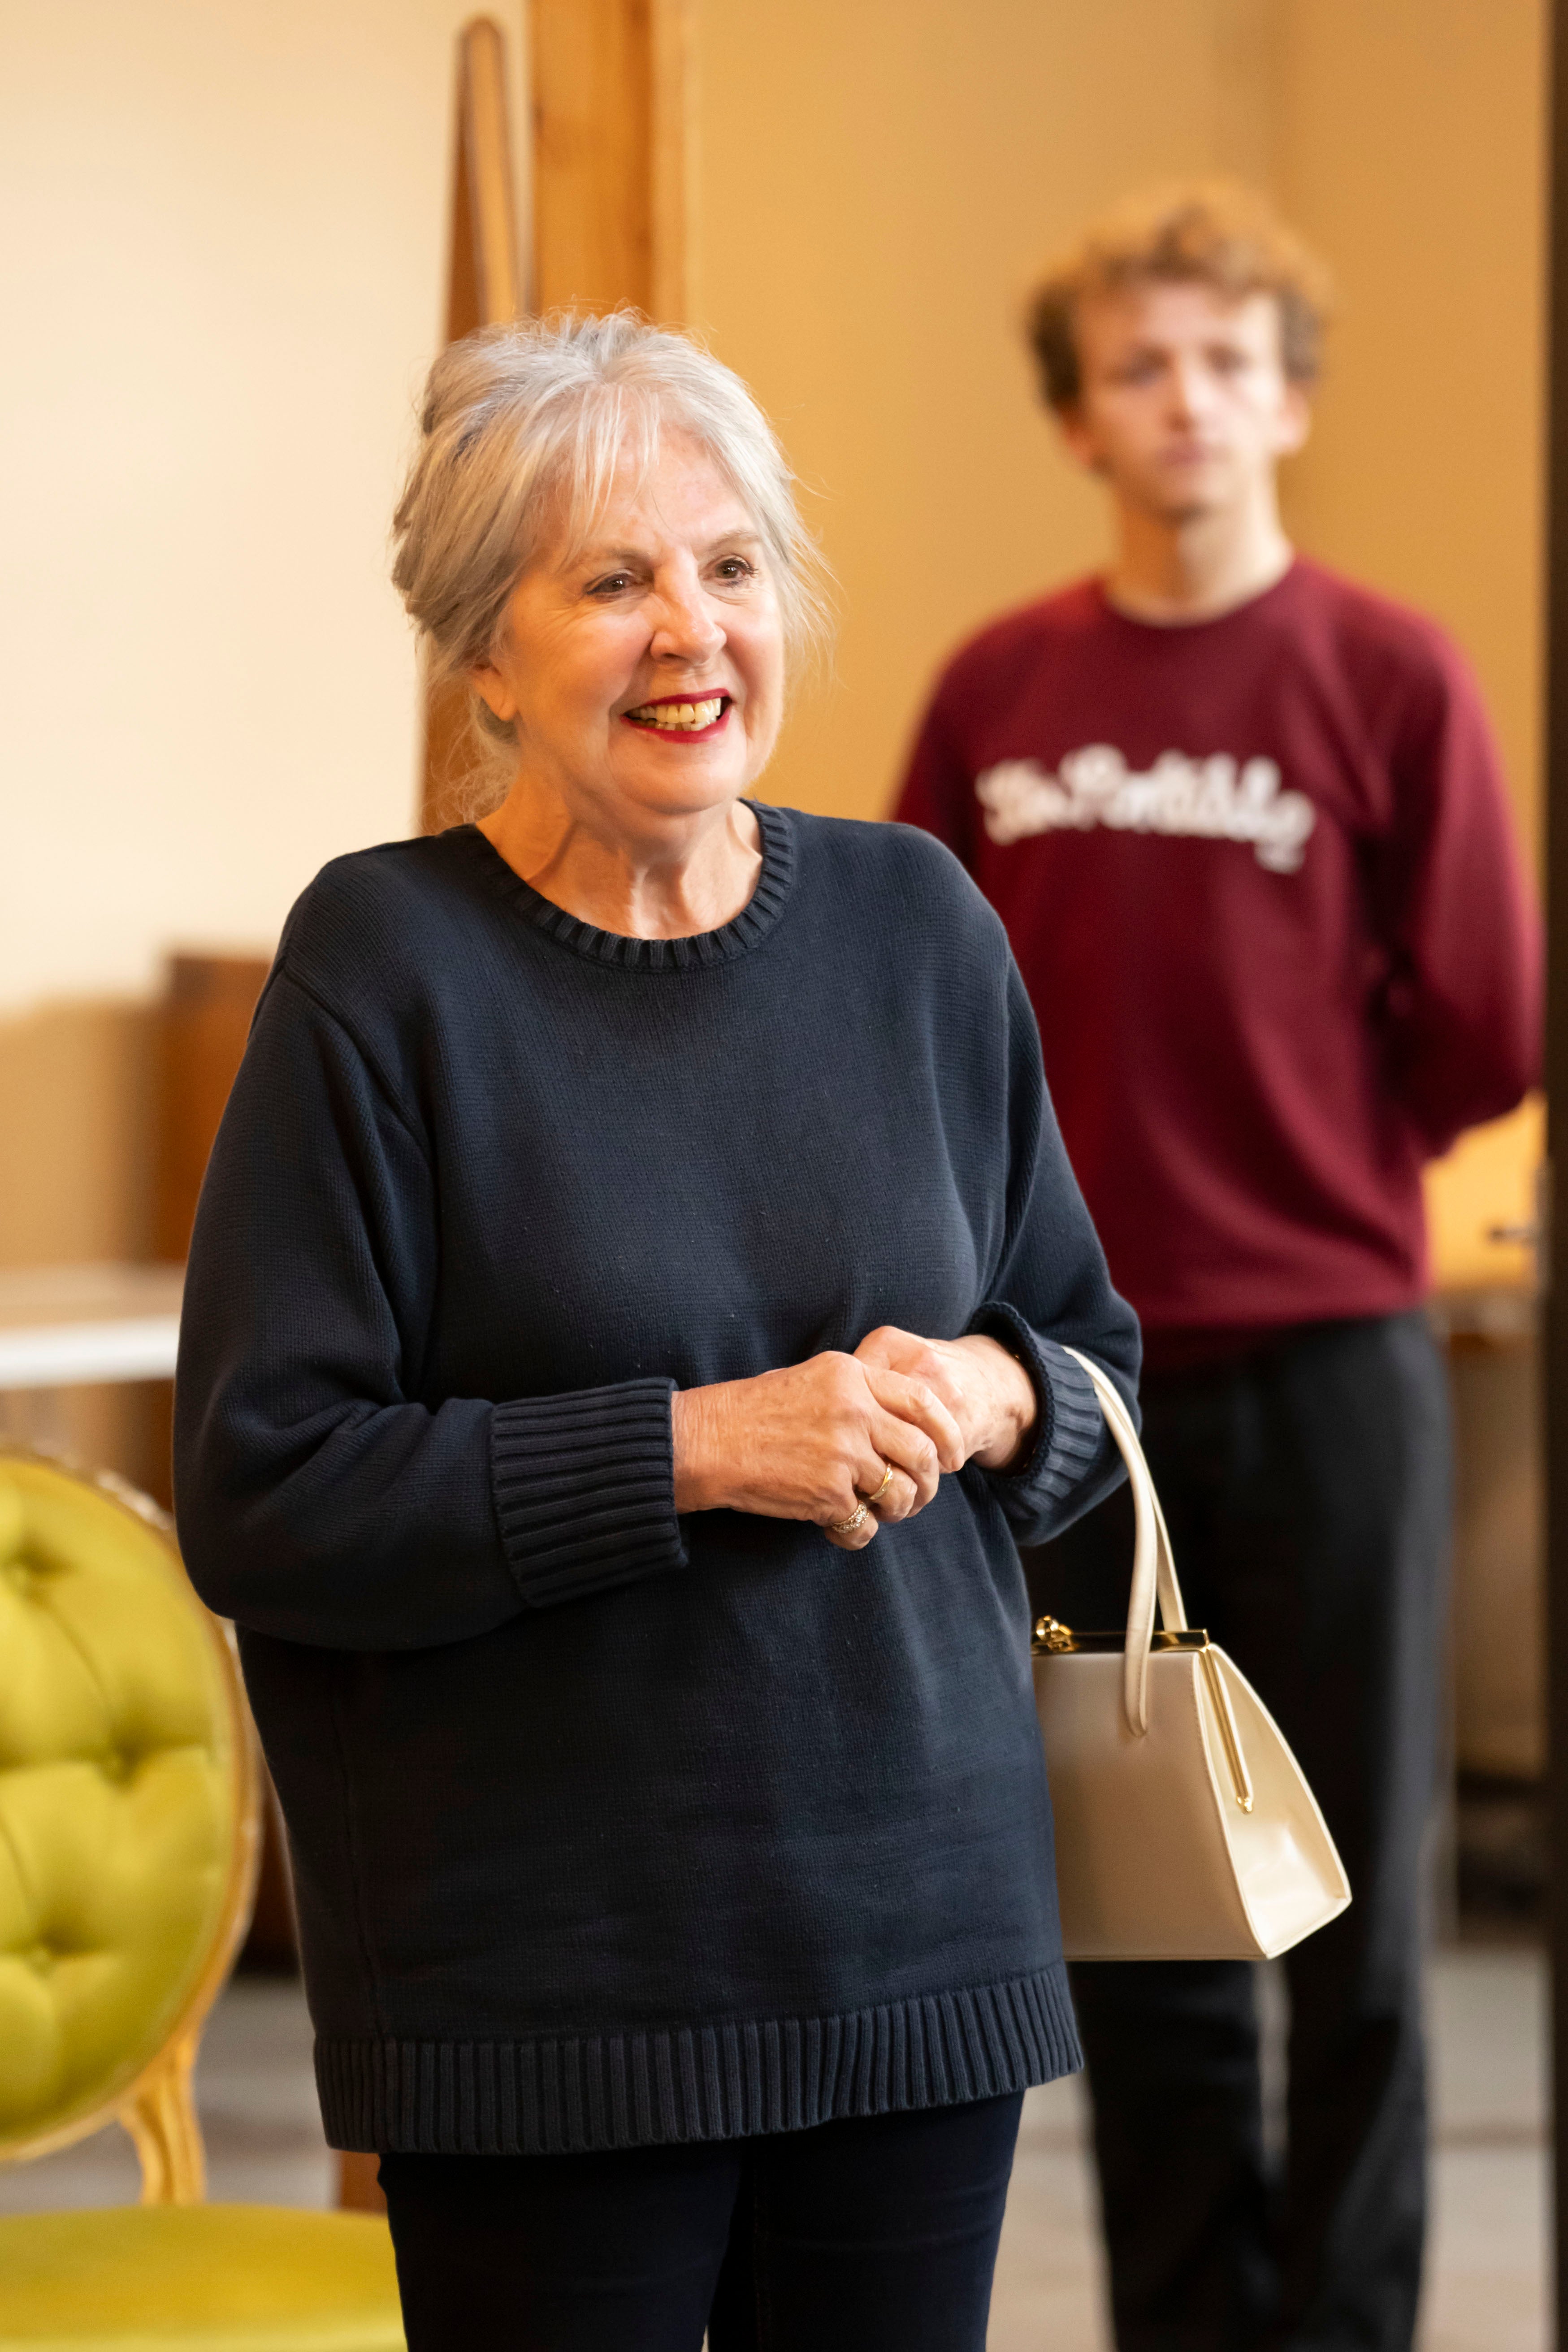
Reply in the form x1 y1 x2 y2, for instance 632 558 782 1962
1024 1311 1451 2352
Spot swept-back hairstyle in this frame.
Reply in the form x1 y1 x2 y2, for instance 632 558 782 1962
1026 180 1334 412
392 311 832 814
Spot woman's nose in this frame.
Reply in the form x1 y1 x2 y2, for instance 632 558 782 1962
650 586 725 663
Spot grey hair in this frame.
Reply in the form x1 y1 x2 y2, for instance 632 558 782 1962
392 310 833 818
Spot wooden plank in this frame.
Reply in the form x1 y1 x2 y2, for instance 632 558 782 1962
339 2150 387 2213
531 0 690 318
153 954 272 1264
464 16 524 326
649 0 694 321
420 17 525 837
148 952 298 1971
532 0 653 314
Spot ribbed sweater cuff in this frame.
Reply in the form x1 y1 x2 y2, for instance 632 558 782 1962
966 1303 1110 1507
490 1379 687 1608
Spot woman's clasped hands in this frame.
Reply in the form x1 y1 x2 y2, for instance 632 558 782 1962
670 1326 1038 1551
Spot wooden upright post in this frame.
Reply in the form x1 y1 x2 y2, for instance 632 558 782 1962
153 957 273 1270
419 16 525 835
530 0 694 320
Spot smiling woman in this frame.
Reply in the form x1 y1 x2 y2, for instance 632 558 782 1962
394 315 827 775
172 311 1140 2352
473 434 783 936
390 316 828 938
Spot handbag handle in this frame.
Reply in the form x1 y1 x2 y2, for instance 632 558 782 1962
1061 1349 1189 1737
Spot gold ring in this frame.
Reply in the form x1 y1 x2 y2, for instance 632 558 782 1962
862 1462 896 1507
829 1501 870 1535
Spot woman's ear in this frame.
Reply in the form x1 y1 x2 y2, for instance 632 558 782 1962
469 658 518 725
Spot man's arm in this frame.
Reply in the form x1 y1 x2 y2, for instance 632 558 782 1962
1368 641 1542 1157
893 681 981 868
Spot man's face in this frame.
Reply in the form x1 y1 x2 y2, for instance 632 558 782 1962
1059 283 1309 524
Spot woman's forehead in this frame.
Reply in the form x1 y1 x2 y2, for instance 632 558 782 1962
552 442 758 567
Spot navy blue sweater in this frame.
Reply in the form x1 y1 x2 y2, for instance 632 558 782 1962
174 804 1139 2155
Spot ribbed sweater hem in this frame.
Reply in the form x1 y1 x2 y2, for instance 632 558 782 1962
315 1965 1081 2153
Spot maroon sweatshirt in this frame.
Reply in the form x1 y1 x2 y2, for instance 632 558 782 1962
896 559 1540 1344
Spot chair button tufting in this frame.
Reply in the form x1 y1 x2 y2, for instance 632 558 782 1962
0 1451 242 2157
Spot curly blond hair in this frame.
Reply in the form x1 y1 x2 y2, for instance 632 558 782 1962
1027 180 1334 412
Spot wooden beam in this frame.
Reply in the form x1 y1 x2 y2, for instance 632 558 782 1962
531 0 692 317
420 15 525 836
153 955 273 1267
455 17 524 334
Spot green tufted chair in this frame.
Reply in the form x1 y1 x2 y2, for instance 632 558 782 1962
0 1451 405 2349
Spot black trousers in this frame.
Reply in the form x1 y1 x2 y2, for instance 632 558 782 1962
1024 1311 1450 2352
379 2090 1022 2351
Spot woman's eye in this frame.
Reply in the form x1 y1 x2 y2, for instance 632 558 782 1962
714 558 754 583
588 573 634 597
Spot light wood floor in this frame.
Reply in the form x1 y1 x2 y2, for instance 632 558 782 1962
989 1944 1547 2352
3 1947 1545 2351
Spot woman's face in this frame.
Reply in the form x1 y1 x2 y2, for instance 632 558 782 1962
474 433 786 831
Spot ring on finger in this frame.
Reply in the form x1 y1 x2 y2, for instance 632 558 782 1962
860 1462 896 1507
829 1501 870 1535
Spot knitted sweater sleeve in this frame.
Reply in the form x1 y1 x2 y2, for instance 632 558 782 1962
1364 636 1541 1156
966 959 1142 1547
173 968 685 1650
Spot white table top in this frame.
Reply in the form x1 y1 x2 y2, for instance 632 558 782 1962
0 1262 183 1390
0 1261 1536 1390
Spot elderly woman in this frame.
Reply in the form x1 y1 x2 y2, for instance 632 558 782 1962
174 314 1139 2352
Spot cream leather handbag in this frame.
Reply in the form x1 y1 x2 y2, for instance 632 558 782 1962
1033 1349 1351 1962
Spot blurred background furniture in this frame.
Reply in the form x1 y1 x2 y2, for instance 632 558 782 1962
0 1449 404 2346
149 953 306 1976
0 1265 181 1399
0 949 301 1983
420 15 523 833
1424 1097 1545 1922
153 955 275 1274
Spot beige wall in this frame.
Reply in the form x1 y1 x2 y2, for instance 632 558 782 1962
0 0 525 1024
1276 0 1545 861
4 0 1540 995
694 0 1545 859
0 0 528 1303
0 0 1544 1311
695 0 1248 820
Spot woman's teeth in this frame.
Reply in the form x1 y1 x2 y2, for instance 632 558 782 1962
627 697 726 730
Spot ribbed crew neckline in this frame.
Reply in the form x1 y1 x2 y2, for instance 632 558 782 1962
451 799 795 972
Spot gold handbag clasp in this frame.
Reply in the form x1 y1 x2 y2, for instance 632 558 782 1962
1031 1613 1254 1813
1032 1616 1212 1658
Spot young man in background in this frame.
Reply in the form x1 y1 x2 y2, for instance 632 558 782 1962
897 185 1539 2352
